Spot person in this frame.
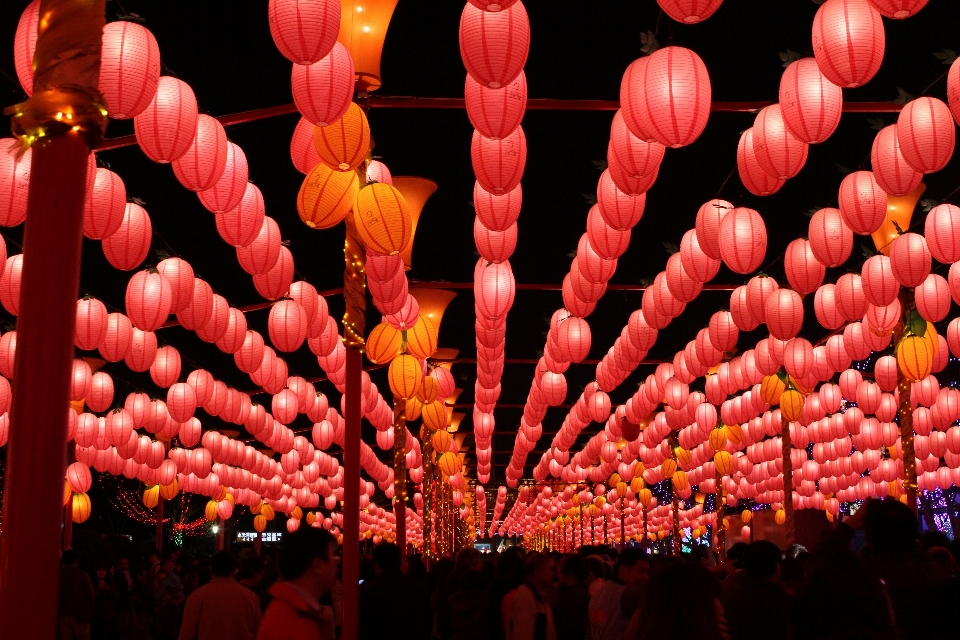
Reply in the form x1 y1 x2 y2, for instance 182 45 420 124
91 565 118 640
631 559 728 640
437 547 496 640
155 556 185 640
178 550 261 640
506 553 556 640
257 527 339 640
722 541 790 640
588 548 649 640
491 547 525 639
237 556 268 610
358 543 432 640
554 555 589 640
59 550 96 640
583 556 607 596
113 558 137 640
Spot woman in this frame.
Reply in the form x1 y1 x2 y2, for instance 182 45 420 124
506 553 556 640
632 559 728 640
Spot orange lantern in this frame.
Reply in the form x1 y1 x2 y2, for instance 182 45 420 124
204 500 219 522
405 397 422 421
71 493 92 524
775 508 787 525
714 450 733 476
366 322 402 364
675 447 692 468
416 375 439 404
872 183 925 255
261 503 276 520
660 458 677 479
708 428 727 452
159 480 179 500
780 388 804 423
388 354 421 399
431 429 452 452
254 514 267 533
313 103 370 171
142 485 159 509
630 477 645 493
671 470 689 492
421 399 447 431
760 374 785 405
406 315 438 359
897 336 932 382
352 182 412 255
725 423 744 445
437 451 461 477
297 161 359 229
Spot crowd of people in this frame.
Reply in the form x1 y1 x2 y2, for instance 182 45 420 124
56 497 960 640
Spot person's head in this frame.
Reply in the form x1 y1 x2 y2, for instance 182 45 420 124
279 527 339 595
162 557 176 574
863 498 917 555
236 556 265 583
96 566 108 579
692 545 717 567
62 550 78 567
615 547 650 586
921 530 951 551
558 555 587 586
454 547 484 573
743 541 782 580
372 543 402 574
117 558 129 572
779 557 804 584
147 551 160 566
523 552 555 590
634 559 724 640
210 551 235 578
494 546 526 591
727 542 748 569
584 556 606 583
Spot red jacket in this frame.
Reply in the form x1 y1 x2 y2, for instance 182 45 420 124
257 582 331 640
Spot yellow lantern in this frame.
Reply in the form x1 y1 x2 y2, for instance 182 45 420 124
352 183 412 256
714 450 733 476
775 508 786 525
431 429 452 453
205 500 219 522
313 103 371 172
671 470 689 492
406 316 438 359
661 458 677 479
366 322 402 364
593 496 606 508
616 481 628 497
297 161 360 229
159 480 179 500
638 488 653 507
388 354 422 399
71 492 91 524
421 399 447 431
897 336 932 382
588 504 599 517
741 509 752 523
261 503 276 521
143 485 160 509
708 428 727 453
780 389 804 423
437 451 461 477
760 374 785 405
630 477 645 493
253 514 267 533
416 375 439 404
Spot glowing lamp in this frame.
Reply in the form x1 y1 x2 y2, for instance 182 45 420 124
393 177 438 269
409 288 456 339
871 183 925 255
338 0 400 93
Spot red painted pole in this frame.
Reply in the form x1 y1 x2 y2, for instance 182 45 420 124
156 494 165 552
342 347 362 640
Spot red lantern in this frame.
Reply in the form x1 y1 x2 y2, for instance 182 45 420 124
125 328 158 372
0 140 32 227
784 239 825 294
635 46 712 149
694 199 733 261
779 58 843 144
869 0 927 19
99 313 132 362
459 2 530 89
237 217 282 276
838 171 887 235
587 206 631 260
835 273 868 322
196 295 231 343
254 246 295 301
620 58 653 141
925 204 960 264
83 168 126 240
871 125 922 196
269 300 308 353
155 257 195 314
76 298 108 351
235 330 266 373
765 289 803 341
70 359 92 402
606 144 659 196
465 72 527 139
471 127 526 195
150 345 181 389
176 279 214 331
915 274 950 322
784 338 814 380
291 42 355 127
719 207 767 275
172 114 228 192
812 0 884 88
474 218 517 263
475 260 516 320
808 208 852 268
752 104 808 179
596 170 646 231
738 129 785 196
167 382 197 423
665 253 702 303
86 372 113 414
133 77 199 163
474 181 521 232
558 317 591 363
102 203 153 271
708 311 739 352
215 308 248 354
122 270 171 339
98 21 161 119
949 58 960 126
198 142 249 214
13 1 39 96
679 229 719 284
730 285 760 332
268 0 340 64
216 183 265 248
889 232 931 288
746 275 778 323
896 97 955 174
0 254 22 316
290 117 322 175
656 0 723 23
609 110 665 180
861 254 900 306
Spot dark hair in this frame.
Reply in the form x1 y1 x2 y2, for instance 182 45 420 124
454 547 482 572
727 542 748 568
279 527 336 580
616 547 650 573
584 556 606 581
920 530 951 551
236 556 265 581
523 552 553 578
743 541 782 580
634 559 723 640
863 498 917 555
372 542 402 572
62 550 78 566
210 551 235 578
559 555 588 582
779 557 804 583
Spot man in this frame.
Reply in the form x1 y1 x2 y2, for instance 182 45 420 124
722 541 790 640
114 558 136 640
58 550 96 640
155 555 185 640
588 548 649 640
178 551 261 640
359 543 432 640
258 527 339 640
554 555 590 640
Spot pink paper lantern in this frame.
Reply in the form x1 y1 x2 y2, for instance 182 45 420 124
98 21 161 120
176 279 214 331
558 317 591 363
915 274 950 322
635 46 712 149
808 207 852 268
155 257 195 314
838 171 887 235
198 142 249 214
871 125 922 196
215 308 248 355
737 129 785 196
0 254 22 316
125 328 158 372
835 273 867 322
237 217 282 276
475 260 516 320
784 239 825 294
869 0 927 19
765 289 804 341
268 0 340 64
134 77 199 163
679 228 720 283
664 253 701 303
102 203 153 271
596 170 646 231
708 311 739 352
752 104 808 179
609 110 665 180
459 2 530 89
167 382 197 424
196 295 230 343
269 300 308 353
606 144 659 195
83 168 126 240
814 284 844 330
216 183 265 248
290 42 355 126
694 199 734 261
888 232 931 288
75 297 108 352
290 117 322 174
473 181 521 232
812 0 884 88
465 71 527 139
730 285 760 332
13 1 39 96
0 140 32 227
254 246 295 301
172 114 228 192
475 218 517 263
718 207 767 275
656 0 723 23
98 313 132 363
896 97 955 174
861 254 900 306
925 204 960 264
150 345 181 389
779 58 843 144
125 269 172 332
471 127 526 195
